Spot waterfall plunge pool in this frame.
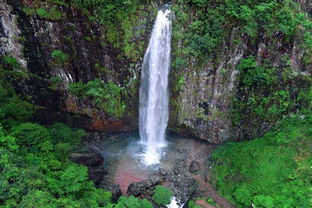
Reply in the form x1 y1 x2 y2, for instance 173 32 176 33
84 131 216 204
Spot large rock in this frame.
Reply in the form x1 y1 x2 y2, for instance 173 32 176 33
127 181 148 197
127 173 165 197
107 184 122 203
88 166 107 185
166 159 197 205
189 161 200 173
69 151 104 167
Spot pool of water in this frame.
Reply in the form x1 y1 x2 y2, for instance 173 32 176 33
86 131 214 194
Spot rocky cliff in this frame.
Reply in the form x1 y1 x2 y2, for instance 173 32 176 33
169 0 312 143
1 0 158 131
1 0 311 143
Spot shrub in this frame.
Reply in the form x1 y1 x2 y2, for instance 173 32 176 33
231 56 310 139
3 56 21 69
36 8 62 20
152 185 172 206
10 123 52 152
110 196 152 208
212 113 312 207
48 123 85 159
0 135 19 152
51 50 69 65
36 8 49 18
69 79 126 118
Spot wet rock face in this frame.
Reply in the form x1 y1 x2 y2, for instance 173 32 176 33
169 31 246 144
2 0 311 143
1 0 158 132
0 2 27 68
170 14 312 143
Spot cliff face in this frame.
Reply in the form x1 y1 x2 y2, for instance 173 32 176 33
1 0 311 143
170 30 311 143
169 29 245 143
168 1 312 143
1 0 158 131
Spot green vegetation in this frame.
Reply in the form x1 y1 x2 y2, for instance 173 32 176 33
0 58 114 207
69 79 126 118
106 196 153 208
49 76 62 91
206 198 217 206
188 200 201 208
36 7 63 20
22 0 154 61
231 56 312 139
212 113 312 208
188 197 217 208
172 0 312 65
51 50 69 65
152 185 172 206
0 55 157 207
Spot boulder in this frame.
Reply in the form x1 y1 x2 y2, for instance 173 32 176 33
70 151 104 167
127 173 164 197
166 159 197 205
107 184 122 202
88 166 107 185
189 161 200 173
127 181 148 197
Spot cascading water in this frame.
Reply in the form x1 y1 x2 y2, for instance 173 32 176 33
139 7 172 166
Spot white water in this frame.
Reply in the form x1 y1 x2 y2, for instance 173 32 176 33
167 197 184 208
139 7 172 166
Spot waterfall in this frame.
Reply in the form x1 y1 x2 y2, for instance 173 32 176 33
139 7 172 166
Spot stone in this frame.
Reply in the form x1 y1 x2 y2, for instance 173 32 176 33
189 161 200 173
88 166 107 185
127 174 163 197
69 151 104 167
149 173 165 184
127 181 148 197
107 184 122 203
158 168 167 176
165 159 198 205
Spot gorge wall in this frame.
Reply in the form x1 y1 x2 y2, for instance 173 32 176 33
1 0 311 144
1 0 158 131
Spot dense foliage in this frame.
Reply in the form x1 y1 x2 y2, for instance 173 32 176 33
69 79 126 118
232 56 312 139
173 0 312 59
152 185 172 206
0 55 157 207
106 196 153 208
0 69 112 207
212 113 312 208
2 0 312 207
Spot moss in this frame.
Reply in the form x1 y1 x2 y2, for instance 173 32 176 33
36 7 63 20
